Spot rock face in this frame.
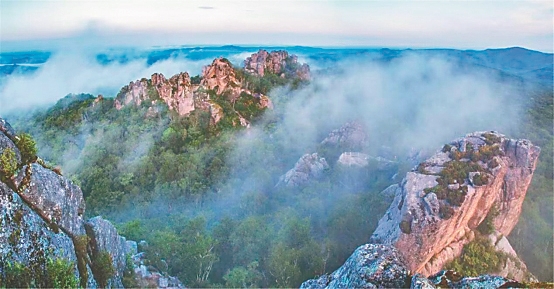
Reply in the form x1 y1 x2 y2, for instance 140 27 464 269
301 244 527 289
370 131 540 279
278 153 329 187
244 49 310 80
0 117 183 288
14 163 86 236
85 217 128 288
152 72 195 116
201 58 242 99
0 182 82 283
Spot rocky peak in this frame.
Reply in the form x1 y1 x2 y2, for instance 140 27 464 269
200 57 242 98
244 49 310 80
113 55 274 126
369 131 540 279
114 78 151 110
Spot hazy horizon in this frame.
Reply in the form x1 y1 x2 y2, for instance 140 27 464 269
1 0 552 53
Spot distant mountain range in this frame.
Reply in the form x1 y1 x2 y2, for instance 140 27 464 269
1 46 552 87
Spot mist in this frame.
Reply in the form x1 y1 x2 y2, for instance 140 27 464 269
0 48 257 115
111 52 526 223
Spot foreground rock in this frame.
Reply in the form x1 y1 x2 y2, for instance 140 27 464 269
370 131 539 280
301 244 528 289
0 117 183 288
301 244 409 288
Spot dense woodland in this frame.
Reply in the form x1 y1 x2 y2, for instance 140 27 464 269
8 59 553 287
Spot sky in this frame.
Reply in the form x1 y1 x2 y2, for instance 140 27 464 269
0 0 552 52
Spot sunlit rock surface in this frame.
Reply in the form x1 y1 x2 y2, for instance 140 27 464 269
244 49 310 80
370 131 539 280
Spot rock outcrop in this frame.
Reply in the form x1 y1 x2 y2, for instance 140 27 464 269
201 58 242 99
114 55 282 126
152 72 195 116
301 244 409 288
278 153 329 187
301 244 529 289
244 49 310 80
0 117 183 288
370 131 540 279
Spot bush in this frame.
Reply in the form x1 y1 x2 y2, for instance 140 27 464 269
477 205 500 235
0 261 31 288
91 250 116 288
447 237 506 276
15 133 37 164
46 258 80 288
122 254 138 288
0 148 18 179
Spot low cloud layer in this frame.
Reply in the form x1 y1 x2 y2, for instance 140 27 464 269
0 49 254 115
269 53 523 157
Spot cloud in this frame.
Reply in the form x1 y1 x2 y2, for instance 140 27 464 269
0 49 247 115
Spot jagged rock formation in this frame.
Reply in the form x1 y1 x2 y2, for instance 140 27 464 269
301 244 528 289
0 117 183 288
244 49 310 80
114 56 282 126
278 153 329 187
152 72 195 116
370 131 540 280
201 58 242 99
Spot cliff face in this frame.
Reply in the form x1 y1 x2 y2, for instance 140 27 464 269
370 131 540 279
0 118 182 288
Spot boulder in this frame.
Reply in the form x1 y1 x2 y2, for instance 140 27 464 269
300 244 409 289
278 153 329 187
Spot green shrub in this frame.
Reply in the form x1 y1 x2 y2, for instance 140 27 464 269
122 254 138 288
0 148 18 180
91 250 115 288
477 205 500 235
399 220 412 234
447 237 506 276
0 261 31 288
46 257 80 288
15 133 37 164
